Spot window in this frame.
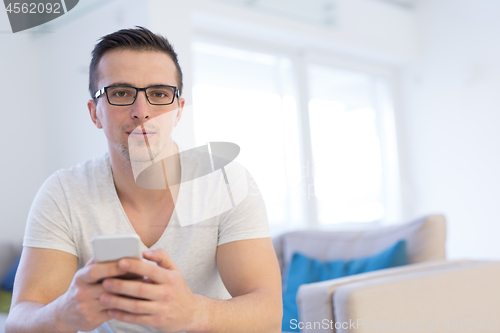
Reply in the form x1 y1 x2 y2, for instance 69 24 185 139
308 65 390 225
192 41 400 232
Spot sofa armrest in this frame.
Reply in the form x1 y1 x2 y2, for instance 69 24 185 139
334 261 500 333
296 260 472 333
0 243 22 281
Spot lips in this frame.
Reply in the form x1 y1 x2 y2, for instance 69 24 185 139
128 131 156 135
127 128 157 135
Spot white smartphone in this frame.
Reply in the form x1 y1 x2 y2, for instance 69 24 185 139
91 233 143 281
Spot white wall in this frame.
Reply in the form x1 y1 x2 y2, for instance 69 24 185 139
0 0 417 243
0 24 46 244
402 0 500 260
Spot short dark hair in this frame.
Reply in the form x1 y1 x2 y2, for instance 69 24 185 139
89 26 183 100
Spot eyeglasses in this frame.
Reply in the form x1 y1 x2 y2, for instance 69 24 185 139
94 85 179 106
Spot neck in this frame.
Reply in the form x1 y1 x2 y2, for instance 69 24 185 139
109 140 180 210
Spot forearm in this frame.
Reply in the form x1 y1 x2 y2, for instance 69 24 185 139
5 299 76 333
192 290 282 333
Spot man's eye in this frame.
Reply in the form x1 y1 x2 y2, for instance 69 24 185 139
114 91 128 97
150 91 169 98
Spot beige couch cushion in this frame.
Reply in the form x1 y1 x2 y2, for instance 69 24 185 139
334 261 500 333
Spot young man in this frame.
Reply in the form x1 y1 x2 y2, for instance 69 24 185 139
6 27 282 333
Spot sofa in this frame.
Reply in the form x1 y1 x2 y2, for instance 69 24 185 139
323 260 500 333
273 215 500 333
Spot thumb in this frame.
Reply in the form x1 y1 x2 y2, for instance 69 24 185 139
143 249 177 270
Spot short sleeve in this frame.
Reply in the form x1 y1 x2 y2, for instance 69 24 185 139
217 164 271 246
23 172 78 257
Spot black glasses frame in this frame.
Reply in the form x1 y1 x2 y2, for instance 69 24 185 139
94 84 180 106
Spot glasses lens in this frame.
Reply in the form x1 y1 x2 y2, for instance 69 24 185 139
146 86 176 105
107 86 137 105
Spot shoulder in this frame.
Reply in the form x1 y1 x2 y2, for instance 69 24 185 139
38 153 111 200
55 153 111 186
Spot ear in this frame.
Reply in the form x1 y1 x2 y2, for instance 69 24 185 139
173 97 185 127
88 99 102 129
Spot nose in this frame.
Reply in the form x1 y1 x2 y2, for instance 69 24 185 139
130 90 151 120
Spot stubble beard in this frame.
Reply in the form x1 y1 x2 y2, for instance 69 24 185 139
121 136 168 162
120 123 168 163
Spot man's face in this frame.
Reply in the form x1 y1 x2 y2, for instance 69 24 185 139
88 49 184 162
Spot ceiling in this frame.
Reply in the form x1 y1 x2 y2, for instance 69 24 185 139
212 0 417 30
377 0 418 8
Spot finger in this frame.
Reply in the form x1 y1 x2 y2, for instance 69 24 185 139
79 261 130 284
99 292 156 314
90 298 117 314
101 278 163 301
83 282 108 299
71 283 113 311
142 249 178 271
96 309 114 323
108 309 153 326
117 258 169 284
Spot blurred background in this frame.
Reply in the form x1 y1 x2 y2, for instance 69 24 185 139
0 0 499 260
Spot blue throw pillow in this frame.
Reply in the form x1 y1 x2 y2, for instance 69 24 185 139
282 240 408 332
1 255 21 292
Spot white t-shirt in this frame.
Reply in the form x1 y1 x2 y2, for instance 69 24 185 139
23 146 270 333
